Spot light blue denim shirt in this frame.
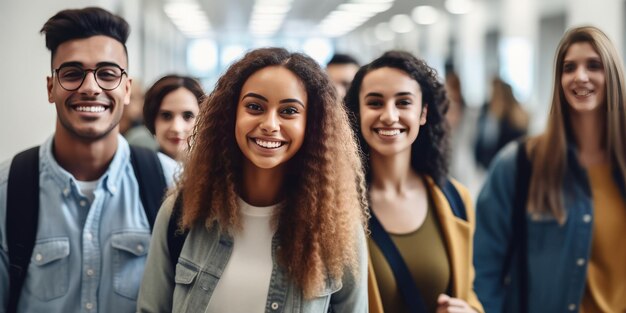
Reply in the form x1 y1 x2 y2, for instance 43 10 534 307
473 141 626 313
137 195 369 313
0 135 177 313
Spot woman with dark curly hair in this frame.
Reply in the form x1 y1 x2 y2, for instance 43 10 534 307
345 51 483 313
136 47 368 313
142 74 204 161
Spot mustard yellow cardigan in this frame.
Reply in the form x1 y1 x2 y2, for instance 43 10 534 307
367 177 484 313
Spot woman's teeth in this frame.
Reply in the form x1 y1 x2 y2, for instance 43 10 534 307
255 139 283 149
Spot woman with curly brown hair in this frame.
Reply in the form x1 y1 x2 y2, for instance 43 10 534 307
345 51 483 313
136 47 368 313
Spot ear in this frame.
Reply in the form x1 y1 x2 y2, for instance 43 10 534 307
46 76 54 103
123 77 132 106
420 104 428 125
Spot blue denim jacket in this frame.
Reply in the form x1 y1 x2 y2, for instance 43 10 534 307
137 195 369 313
473 141 626 313
0 135 177 313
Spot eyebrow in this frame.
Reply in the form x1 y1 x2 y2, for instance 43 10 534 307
242 92 305 108
364 91 415 98
56 61 124 69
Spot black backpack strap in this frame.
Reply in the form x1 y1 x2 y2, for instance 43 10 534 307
441 178 467 221
7 146 40 313
502 140 531 313
129 146 167 229
167 194 188 270
369 213 428 313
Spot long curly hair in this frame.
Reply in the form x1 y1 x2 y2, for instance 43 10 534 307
179 47 368 298
345 50 450 186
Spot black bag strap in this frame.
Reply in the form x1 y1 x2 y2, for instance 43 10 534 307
370 213 428 313
441 178 467 221
7 146 40 313
129 146 167 229
167 194 188 269
502 140 531 313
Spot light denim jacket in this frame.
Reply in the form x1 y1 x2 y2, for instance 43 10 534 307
137 195 369 313
473 141 626 313
0 135 177 313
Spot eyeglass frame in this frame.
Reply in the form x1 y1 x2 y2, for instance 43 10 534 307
52 63 128 91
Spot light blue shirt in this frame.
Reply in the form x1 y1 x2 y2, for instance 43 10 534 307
0 135 177 313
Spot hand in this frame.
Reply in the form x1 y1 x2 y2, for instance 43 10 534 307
436 294 478 313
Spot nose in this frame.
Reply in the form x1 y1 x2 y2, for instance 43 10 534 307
574 67 589 83
260 111 279 133
78 71 102 95
169 116 186 134
380 103 399 125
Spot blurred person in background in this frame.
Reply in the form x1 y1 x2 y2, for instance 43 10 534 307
123 80 159 150
474 26 626 313
142 74 204 161
474 77 529 170
326 53 360 101
346 50 483 313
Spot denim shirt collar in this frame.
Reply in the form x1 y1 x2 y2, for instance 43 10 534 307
40 134 131 197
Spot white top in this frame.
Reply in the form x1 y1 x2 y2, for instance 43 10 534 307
75 179 99 203
206 198 279 313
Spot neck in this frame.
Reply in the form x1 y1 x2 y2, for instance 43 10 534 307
240 160 285 206
369 149 416 194
569 109 607 166
53 123 119 181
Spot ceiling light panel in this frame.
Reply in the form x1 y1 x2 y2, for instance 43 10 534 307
164 0 211 38
249 0 294 36
318 0 395 37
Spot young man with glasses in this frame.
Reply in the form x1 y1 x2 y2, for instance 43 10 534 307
0 7 177 313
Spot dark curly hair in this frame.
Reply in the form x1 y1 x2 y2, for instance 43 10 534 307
143 74 205 135
345 50 450 186
180 47 367 298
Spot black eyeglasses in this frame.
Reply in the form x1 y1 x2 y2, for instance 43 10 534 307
53 64 127 91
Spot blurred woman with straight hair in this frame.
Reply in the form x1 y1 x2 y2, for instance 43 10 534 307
474 26 626 313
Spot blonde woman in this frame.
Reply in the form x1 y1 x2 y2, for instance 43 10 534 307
474 26 626 312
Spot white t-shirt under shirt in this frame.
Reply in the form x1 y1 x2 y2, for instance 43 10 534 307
206 198 279 313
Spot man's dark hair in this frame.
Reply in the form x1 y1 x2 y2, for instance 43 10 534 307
326 53 359 67
40 7 130 61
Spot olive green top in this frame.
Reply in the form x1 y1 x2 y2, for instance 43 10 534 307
368 196 451 313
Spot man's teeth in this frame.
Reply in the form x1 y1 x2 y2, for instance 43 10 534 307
377 129 401 136
574 89 592 96
255 139 283 149
75 106 106 113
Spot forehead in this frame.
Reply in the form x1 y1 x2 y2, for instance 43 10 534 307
52 35 128 68
361 67 421 94
327 63 359 77
160 88 199 111
563 42 600 61
240 66 307 99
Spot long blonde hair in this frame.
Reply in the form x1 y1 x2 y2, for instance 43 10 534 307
527 26 626 223
179 48 368 298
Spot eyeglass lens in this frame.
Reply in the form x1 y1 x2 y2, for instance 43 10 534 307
57 65 124 91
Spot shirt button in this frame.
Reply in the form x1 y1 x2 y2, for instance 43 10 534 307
137 244 144 253
271 302 279 310
86 269 94 276
577 258 585 266
109 185 117 193
79 200 87 207
86 302 93 310
583 214 592 223
568 304 576 311
63 188 70 196
35 254 43 262
85 233 93 241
